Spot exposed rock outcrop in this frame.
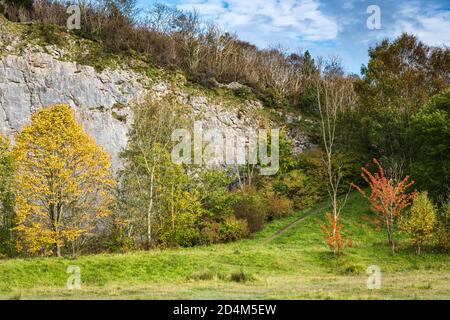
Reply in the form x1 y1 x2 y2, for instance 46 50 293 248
0 50 144 168
0 16 311 170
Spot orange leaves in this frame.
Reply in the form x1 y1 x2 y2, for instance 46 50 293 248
353 159 416 221
352 158 416 252
319 213 352 255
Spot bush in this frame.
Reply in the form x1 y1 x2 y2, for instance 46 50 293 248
229 270 254 283
270 169 319 209
233 189 268 233
401 192 437 255
436 204 450 253
0 135 15 257
266 194 294 220
200 221 221 244
197 169 237 220
159 214 203 248
341 262 365 275
106 219 136 253
219 217 249 242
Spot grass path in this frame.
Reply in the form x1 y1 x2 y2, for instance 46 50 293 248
264 203 328 243
0 192 449 299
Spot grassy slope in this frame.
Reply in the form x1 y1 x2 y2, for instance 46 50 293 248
0 192 449 300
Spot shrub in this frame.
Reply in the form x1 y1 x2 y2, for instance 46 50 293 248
436 204 450 253
353 158 416 253
271 169 319 209
266 194 294 220
219 217 249 242
197 169 236 220
401 192 437 255
200 221 221 244
1 0 33 22
106 218 136 253
158 205 203 248
233 190 268 233
341 262 365 275
319 213 352 255
0 135 15 257
229 270 254 283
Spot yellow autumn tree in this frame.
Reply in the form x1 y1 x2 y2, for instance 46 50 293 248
13 105 115 257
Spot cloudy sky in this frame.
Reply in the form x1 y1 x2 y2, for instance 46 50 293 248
139 0 450 74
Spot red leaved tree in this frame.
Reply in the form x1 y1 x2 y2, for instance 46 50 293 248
320 213 352 255
352 159 416 252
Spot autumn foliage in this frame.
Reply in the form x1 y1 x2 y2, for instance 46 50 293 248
319 213 352 255
353 159 416 252
13 105 115 256
401 192 437 255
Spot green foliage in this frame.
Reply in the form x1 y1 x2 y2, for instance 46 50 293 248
233 188 268 233
436 205 450 253
26 23 65 47
196 169 236 220
0 192 449 299
409 89 450 200
218 216 249 243
0 135 15 256
350 34 449 163
265 194 294 220
118 96 195 248
293 149 358 207
340 262 365 275
401 192 437 254
106 221 136 253
158 187 204 247
270 169 315 208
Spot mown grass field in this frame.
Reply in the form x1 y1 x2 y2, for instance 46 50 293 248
0 192 449 300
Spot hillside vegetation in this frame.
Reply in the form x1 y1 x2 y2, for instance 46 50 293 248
0 192 449 300
0 0 448 301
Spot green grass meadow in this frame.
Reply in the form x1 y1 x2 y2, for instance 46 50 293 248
0 192 449 300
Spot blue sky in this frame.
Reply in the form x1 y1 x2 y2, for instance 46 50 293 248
138 0 450 75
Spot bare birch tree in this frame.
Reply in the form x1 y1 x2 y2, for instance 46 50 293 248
315 57 356 255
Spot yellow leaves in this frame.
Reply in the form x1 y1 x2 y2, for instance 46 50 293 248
401 191 437 254
13 104 116 256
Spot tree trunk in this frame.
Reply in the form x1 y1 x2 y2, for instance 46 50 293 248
171 184 175 230
50 204 62 257
54 242 61 257
147 168 155 250
385 215 396 253
387 229 396 253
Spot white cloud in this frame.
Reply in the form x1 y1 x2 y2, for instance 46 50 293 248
396 12 450 46
388 2 450 46
177 0 338 42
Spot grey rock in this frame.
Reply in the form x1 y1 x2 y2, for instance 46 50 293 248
0 51 146 169
0 50 310 173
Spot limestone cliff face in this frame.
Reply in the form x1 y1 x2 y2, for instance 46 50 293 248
0 17 311 170
0 50 143 168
